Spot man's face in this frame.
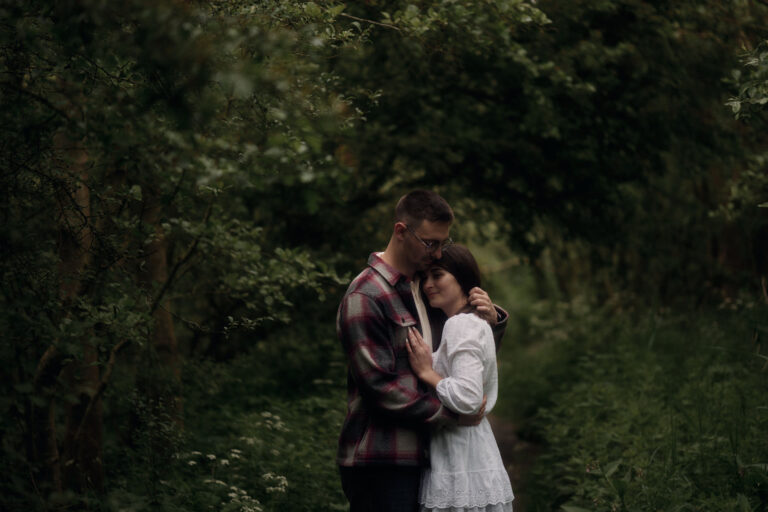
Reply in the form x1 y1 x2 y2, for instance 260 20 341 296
402 220 452 272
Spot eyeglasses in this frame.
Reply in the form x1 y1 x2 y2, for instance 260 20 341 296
405 224 453 253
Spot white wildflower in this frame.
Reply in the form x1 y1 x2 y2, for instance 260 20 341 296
262 472 288 493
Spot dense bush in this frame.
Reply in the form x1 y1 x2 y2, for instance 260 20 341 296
101 327 348 512
504 300 768 511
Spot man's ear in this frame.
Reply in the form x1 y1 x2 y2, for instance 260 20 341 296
394 221 408 240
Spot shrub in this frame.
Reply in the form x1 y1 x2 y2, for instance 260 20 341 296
516 303 768 511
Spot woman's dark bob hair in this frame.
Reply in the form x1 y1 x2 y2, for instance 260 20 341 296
431 244 481 297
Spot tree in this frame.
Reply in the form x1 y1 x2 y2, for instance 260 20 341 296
0 0 355 505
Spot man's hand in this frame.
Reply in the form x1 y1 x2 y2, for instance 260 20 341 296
469 287 497 326
457 396 487 426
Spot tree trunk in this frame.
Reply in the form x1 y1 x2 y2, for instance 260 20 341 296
54 131 105 492
140 185 183 424
30 346 65 495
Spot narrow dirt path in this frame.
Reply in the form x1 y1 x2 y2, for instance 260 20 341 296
488 414 540 512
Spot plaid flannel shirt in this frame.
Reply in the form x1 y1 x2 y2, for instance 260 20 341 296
336 253 456 467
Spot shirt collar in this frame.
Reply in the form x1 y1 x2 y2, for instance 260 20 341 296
367 252 411 287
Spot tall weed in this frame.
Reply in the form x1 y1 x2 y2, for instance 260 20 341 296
511 301 768 511
103 330 349 511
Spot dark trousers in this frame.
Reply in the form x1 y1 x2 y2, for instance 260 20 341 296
339 465 421 512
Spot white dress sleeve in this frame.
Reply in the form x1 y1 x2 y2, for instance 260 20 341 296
435 316 487 415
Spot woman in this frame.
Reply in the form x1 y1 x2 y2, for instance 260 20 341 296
406 244 514 512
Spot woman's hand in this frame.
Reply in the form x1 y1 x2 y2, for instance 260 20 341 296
405 327 432 375
406 327 442 388
469 287 497 326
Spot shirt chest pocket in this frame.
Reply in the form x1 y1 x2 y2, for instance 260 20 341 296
386 310 418 359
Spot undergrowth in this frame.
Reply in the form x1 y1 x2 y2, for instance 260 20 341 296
102 330 349 512
499 297 768 512
98 266 767 512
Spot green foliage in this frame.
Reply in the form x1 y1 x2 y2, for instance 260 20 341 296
720 40 768 270
513 0 768 300
322 0 768 302
728 41 768 122
2 0 768 509
494 296 595 426
712 165 768 225
509 301 768 511
1 0 357 507
0 0 359 333
336 0 574 246
102 336 348 512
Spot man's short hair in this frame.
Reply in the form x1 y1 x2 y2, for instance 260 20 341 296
395 190 454 227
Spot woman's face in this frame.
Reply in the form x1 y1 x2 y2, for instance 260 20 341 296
423 265 466 316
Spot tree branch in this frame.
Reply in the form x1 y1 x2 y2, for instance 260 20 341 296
338 13 401 32
1 82 72 121
72 338 130 444
149 202 213 315
33 345 66 390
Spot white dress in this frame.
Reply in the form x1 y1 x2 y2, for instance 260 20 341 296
419 313 514 512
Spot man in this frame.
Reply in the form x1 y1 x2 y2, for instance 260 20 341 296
336 190 508 512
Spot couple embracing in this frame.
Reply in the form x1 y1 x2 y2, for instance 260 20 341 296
337 190 515 512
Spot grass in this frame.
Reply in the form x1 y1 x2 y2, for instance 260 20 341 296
102 326 350 512
470 242 767 511
503 304 768 512
99 239 768 511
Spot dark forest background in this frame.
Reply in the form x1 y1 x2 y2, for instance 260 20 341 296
1 1 767 510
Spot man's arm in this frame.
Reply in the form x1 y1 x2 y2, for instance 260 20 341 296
338 292 455 425
406 325 487 426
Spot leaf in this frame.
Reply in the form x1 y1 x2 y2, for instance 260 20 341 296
603 459 622 477
13 382 34 394
561 505 593 512
129 184 142 201
304 2 322 18
758 202 768 208
328 4 346 18
737 493 752 512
